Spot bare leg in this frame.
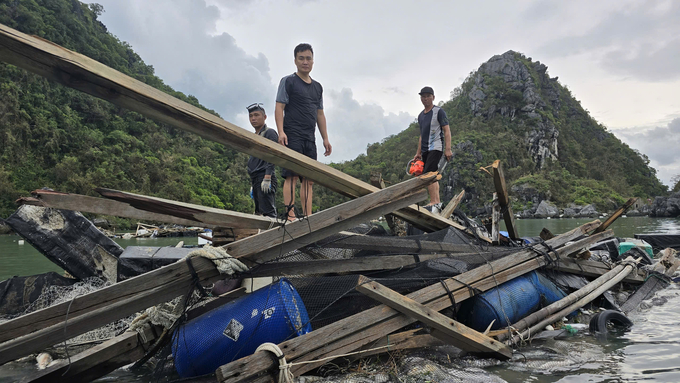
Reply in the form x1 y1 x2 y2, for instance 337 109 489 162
427 182 440 205
283 177 297 220
300 178 314 216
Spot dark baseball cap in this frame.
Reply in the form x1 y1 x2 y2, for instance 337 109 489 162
419 86 434 96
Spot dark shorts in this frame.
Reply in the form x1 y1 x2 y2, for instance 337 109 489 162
282 136 317 179
251 173 277 218
422 150 443 174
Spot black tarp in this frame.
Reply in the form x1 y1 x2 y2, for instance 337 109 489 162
0 272 78 317
634 234 680 252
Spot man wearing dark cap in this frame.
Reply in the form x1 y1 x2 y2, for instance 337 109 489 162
413 86 452 213
246 103 278 218
275 43 332 221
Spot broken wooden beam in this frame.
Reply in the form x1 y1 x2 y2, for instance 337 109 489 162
215 222 607 382
491 160 519 240
546 257 645 284
491 192 500 245
224 173 437 265
440 189 465 219
592 197 638 234
356 276 512 359
621 249 679 314
19 191 218 229
95 188 275 230
0 23 474 236
21 324 161 383
313 235 479 254
247 253 465 277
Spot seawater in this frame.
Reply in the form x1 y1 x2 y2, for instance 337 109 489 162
1 217 679 382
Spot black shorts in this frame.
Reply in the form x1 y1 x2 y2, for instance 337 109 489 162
422 150 442 174
282 136 317 179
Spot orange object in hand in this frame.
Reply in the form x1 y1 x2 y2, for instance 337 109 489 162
407 159 425 176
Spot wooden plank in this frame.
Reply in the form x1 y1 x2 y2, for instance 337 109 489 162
95 188 275 230
224 173 437 265
491 160 519 239
215 222 606 382
312 235 479 254
22 324 160 383
440 189 465 219
0 256 219 350
621 250 679 313
18 190 220 229
592 197 638 234
356 276 512 359
491 193 500 245
346 329 445 360
247 253 462 277
547 257 645 284
0 259 220 365
0 23 475 236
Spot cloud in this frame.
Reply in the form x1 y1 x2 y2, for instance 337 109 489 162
320 88 414 162
94 0 274 122
535 1 680 81
615 117 680 185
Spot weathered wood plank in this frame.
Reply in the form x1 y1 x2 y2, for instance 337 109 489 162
96 188 275 230
547 257 645 283
346 329 445 360
592 197 638 234
440 189 465 219
225 173 437 265
356 276 512 359
215 223 606 382
247 253 463 277
0 23 473 235
18 190 220 229
312 235 479 254
491 193 500 245
491 160 519 239
621 250 679 313
21 324 160 383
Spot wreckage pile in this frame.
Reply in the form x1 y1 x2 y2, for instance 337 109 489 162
0 22 679 383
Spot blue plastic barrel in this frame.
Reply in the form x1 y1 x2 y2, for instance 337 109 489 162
459 271 566 332
172 278 312 377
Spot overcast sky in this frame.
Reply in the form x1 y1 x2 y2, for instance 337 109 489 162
89 0 680 186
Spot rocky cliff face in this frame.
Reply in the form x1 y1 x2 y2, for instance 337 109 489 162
468 51 560 169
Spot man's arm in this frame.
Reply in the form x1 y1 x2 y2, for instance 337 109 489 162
275 102 287 146
317 109 332 156
414 136 422 160
442 125 452 160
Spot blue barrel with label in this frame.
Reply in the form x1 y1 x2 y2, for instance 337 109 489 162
172 278 312 377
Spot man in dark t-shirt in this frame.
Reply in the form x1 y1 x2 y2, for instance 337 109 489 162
246 103 278 218
275 43 332 221
413 86 452 214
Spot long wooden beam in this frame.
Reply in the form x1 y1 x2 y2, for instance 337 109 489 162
247 253 462 277
312 235 480 254
546 257 645 284
215 222 605 382
440 189 465 219
224 173 437 265
94 188 274 229
492 160 519 239
356 276 512 359
0 22 474 235
19 190 214 229
592 197 638 234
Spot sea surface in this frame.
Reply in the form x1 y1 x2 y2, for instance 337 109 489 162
1 217 679 382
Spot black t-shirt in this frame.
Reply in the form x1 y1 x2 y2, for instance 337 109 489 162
276 73 323 141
